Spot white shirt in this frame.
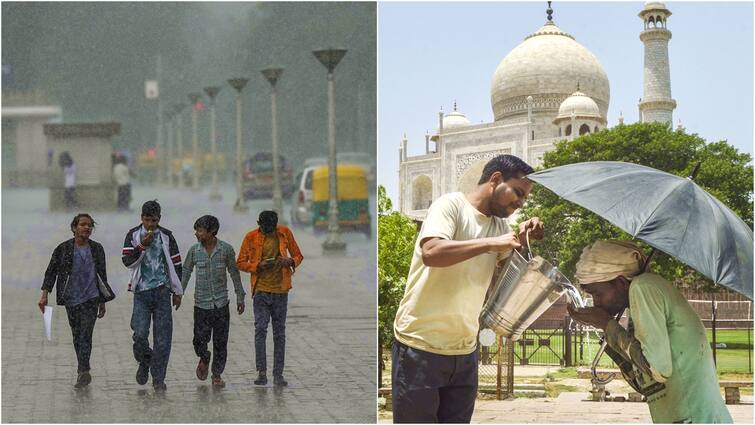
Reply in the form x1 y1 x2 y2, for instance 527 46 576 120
393 192 512 355
64 163 77 189
113 163 130 186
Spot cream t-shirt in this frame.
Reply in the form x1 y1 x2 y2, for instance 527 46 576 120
393 192 512 355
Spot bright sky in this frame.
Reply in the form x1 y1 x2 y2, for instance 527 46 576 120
378 1 754 204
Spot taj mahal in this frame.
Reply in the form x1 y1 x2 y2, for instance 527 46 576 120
398 2 678 220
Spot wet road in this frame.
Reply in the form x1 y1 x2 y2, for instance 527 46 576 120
1 184 376 423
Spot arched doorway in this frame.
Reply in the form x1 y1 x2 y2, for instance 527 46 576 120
412 175 433 210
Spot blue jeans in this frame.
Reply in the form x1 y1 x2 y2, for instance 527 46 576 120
253 291 288 376
131 284 173 383
392 340 479 423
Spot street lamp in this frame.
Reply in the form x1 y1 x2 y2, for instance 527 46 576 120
164 109 174 186
228 77 249 212
313 48 347 251
260 68 285 221
188 93 202 191
204 86 222 201
173 103 186 188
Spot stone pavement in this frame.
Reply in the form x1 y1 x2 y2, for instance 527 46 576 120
380 392 753 423
1 185 376 423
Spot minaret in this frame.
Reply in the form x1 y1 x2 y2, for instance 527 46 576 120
638 2 676 125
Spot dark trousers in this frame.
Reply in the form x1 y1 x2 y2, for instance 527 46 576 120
392 340 479 423
193 304 230 377
130 285 173 383
65 298 99 372
64 187 78 209
253 291 288 376
117 184 131 210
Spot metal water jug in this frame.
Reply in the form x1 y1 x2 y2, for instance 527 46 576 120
479 232 584 341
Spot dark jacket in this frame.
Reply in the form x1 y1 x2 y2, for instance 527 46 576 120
42 238 115 305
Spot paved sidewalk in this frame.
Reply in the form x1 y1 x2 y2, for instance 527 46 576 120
380 392 753 423
2 185 376 423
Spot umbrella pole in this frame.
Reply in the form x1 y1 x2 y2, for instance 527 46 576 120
711 296 717 365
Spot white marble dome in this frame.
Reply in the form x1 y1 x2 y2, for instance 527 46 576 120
442 110 471 129
557 90 601 119
490 21 610 122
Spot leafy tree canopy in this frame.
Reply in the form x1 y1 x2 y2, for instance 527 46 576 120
377 185 417 347
520 122 753 292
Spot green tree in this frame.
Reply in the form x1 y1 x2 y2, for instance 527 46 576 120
377 185 417 348
520 122 753 292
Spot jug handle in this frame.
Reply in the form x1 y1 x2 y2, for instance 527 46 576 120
524 229 534 261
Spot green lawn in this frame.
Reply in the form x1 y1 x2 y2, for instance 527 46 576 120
706 329 753 373
487 328 753 373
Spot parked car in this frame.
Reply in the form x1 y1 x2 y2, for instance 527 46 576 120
289 166 317 225
242 152 293 200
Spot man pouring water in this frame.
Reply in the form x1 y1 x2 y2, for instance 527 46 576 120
391 154 544 423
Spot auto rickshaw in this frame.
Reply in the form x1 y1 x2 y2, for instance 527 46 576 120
311 164 371 238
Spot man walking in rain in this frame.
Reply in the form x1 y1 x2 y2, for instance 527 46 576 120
391 154 544 423
237 210 303 387
178 215 246 388
122 200 183 392
567 240 732 423
39 214 115 388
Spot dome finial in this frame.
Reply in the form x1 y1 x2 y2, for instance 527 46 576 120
546 1 553 22
453 100 457 111
576 80 580 91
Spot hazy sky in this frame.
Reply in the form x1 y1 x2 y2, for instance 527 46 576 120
378 1 754 204
2 2 376 171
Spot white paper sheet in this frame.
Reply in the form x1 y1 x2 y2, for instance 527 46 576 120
43 306 53 341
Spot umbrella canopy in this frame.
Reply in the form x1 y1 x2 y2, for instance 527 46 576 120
529 161 753 300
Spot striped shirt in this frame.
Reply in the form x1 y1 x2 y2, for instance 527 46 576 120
181 239 245 310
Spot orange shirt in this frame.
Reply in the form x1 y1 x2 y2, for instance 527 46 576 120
256 234 285 293
236 224 303 294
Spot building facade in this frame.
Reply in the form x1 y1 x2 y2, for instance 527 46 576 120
398 2 675 220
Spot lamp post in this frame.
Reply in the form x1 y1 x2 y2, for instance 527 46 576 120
261 68 285 221
188 93 202 191
173 103 186 188
313 48 347 251
154 55 164 187
228 78 249 212
165 109 174 186
204 86 222 201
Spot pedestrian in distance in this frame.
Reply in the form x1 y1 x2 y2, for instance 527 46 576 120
113 155 132 212
121 200 183 393
39 213 116 389
59 151 78 210
237 210 303 387
178 215 246 388
391 154 544 423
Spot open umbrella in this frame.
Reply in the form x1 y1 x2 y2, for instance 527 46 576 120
528 161 753 300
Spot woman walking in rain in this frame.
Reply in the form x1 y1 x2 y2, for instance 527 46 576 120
38 214 116 388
